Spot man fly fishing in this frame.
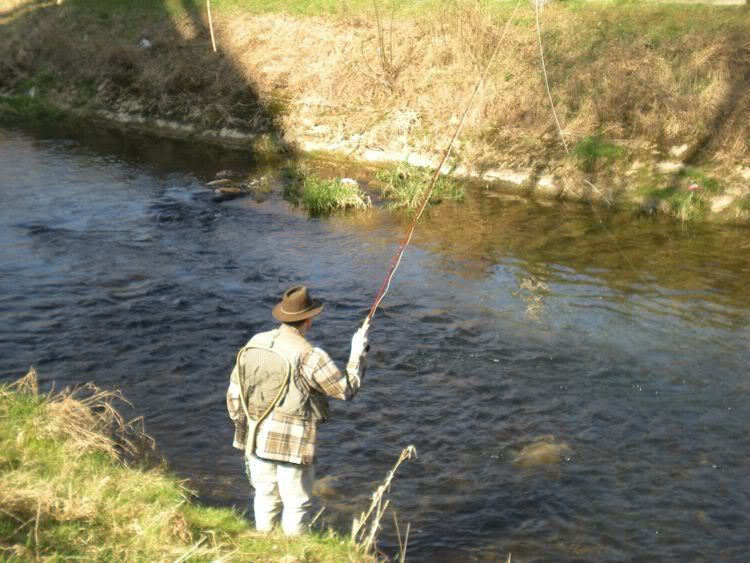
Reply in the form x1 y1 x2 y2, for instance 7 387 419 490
225 1 524 538
226 286 369 535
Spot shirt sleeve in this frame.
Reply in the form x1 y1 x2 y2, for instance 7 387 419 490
300 347 366 401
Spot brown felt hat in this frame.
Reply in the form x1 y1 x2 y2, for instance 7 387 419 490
272 286 324 323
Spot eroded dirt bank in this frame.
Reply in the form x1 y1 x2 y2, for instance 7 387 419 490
1 1 749 220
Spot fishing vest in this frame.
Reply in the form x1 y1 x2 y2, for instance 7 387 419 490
239 328 329 423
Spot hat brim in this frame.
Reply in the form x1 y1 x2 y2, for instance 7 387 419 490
272 300 324 323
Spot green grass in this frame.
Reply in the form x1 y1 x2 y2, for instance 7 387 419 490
60 0 521 19
638 166 726 221
679 166 723 194
639 183 713 222
0 95 64 119
376 163 464 210
0 372 370 562
284 169 371 215
571 134 624 173
16 70 57 95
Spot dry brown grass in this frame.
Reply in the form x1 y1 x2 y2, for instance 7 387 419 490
210 4 750 171
8 368 152 461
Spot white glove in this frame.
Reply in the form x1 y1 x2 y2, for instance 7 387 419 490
349 324 369 363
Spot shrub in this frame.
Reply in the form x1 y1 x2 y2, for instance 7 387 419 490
376 163 464 210
285 170 371 215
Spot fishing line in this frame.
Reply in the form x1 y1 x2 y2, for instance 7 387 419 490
533 1 640 276
366 0 523 324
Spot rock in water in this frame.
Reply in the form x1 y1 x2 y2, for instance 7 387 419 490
513 437 571 468
215 169 241 180
207 178 233 187
212 187 246 203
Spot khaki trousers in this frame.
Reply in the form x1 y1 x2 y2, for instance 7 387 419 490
245 453 315 536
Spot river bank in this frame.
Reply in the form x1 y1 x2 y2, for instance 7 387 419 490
1 0 749 221
0 370 371 561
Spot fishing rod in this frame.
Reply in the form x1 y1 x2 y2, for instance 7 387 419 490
532 1 639 275
364 0 522 328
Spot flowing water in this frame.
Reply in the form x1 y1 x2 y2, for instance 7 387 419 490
1 124 749 561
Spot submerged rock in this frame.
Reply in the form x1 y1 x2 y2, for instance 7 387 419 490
513 437 571 468
206 178 233 187
215 169 242 180
212 187 246 203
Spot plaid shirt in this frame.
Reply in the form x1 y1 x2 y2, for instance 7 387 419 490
227 324 365 465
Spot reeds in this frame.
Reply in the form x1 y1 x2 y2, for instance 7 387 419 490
285 170 372 215
352 445 417 554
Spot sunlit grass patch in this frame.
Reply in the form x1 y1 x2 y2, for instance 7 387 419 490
285 170 371 215
302 176 371 215
376 163 464 210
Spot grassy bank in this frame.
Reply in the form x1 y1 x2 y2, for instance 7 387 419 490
1 0 749 220
0 370 370 561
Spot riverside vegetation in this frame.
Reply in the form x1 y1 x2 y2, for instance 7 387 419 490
1 0 749 221
0 370 377 561
286 163 462 215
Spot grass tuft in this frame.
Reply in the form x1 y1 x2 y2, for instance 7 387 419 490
376 163 464 210
0 95 64 120
640 185 708 222
285 170 371 215
571 134 624 173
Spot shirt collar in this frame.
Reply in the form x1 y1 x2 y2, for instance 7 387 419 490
279 323 301 335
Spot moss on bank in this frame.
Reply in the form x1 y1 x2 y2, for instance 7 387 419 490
0 370 369 561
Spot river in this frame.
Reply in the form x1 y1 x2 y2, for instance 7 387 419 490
1 124 749 561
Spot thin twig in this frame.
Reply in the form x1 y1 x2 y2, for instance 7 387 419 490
393 512 403 557
173 536 207 563
0 507 24 524
34 501 41 560
534 0 568 154
207 0 217 53
310 506 326 528
402 522 410 563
